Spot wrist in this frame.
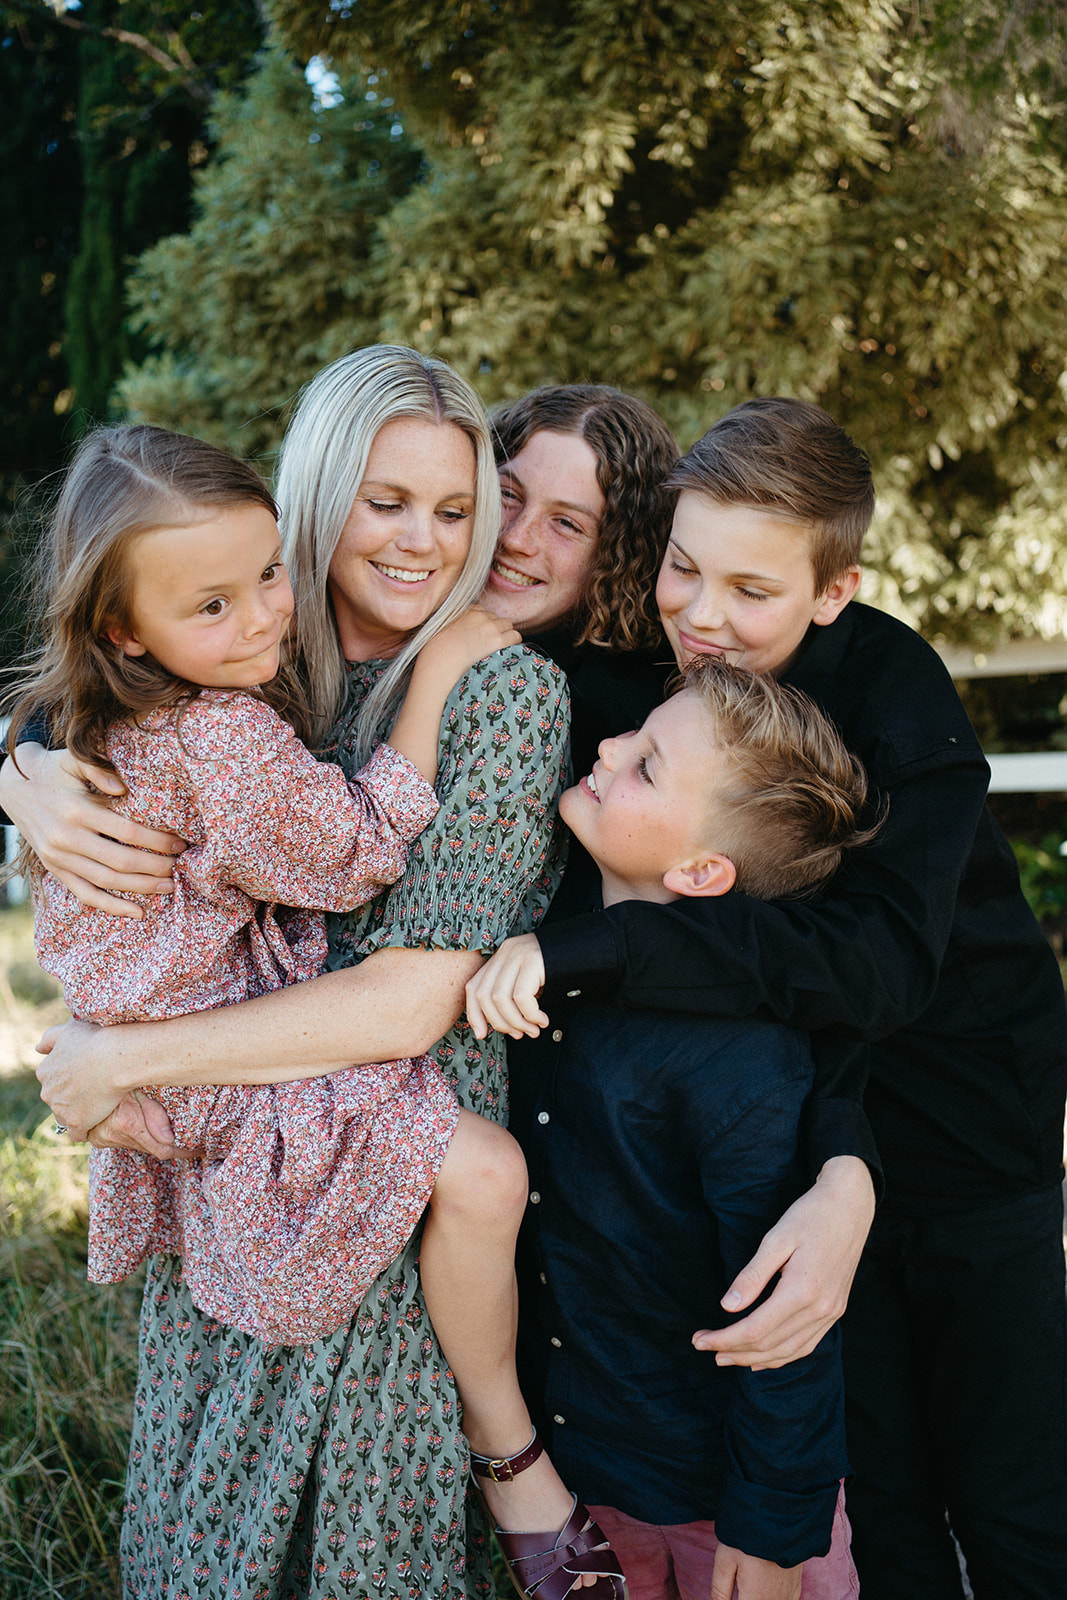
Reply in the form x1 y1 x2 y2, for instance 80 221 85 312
816 1153 876 1209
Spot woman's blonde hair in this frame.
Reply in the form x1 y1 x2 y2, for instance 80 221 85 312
2 424 291 775
277 345 500 758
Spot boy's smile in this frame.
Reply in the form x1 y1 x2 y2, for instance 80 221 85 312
560 692 735 906
655 494 859 677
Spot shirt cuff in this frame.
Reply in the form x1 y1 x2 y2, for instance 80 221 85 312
714 1476 841 1567
358 743 440 840
803 1095 885 1204
538 912 624 998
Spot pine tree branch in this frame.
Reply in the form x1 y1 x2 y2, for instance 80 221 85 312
38 7 211 102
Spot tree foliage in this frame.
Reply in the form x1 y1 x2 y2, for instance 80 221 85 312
110 1 1067 642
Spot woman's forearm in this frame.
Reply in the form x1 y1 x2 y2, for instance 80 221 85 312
37 946 483 1136
128 947 482 1086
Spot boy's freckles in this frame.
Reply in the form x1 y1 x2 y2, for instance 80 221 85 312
559 694 728 905
655 494 858 678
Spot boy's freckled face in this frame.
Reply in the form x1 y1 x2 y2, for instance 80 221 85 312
560 692 727 903
655 493 858 677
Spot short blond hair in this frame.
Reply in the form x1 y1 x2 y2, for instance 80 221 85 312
680 655 880 899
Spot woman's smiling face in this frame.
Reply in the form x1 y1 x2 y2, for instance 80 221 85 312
328 416 478 661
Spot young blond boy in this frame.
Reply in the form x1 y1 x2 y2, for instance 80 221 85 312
475 399 1067 1600
468 656 875 1600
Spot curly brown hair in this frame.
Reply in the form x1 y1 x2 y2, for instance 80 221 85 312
490 386 678 652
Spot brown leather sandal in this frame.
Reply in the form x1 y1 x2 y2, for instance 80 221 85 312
469 1430 627 1600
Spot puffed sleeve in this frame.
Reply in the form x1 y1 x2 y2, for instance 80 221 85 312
176 693 439 911
329 646 571 965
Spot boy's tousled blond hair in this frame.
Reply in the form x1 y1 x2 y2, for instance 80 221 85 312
666 398 874 594
681 655 881 899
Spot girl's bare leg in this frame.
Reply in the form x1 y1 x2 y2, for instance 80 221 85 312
420 1110 588 1543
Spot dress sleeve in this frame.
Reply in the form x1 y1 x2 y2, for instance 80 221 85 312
178 695 439 912
332 646 570 962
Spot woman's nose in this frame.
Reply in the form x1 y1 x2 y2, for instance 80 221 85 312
394 508 436 555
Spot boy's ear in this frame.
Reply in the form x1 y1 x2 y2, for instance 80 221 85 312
812 564 861 627
103 620 147 657
662 852 736 900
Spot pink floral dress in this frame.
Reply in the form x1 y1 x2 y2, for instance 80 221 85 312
33 690 460 1344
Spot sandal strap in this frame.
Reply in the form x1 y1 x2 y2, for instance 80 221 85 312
494 1500 626 1600
469 1428 545 1483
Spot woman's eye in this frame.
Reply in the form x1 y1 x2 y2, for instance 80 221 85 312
439 505 472 522
670 559 697 577
367 498 401 513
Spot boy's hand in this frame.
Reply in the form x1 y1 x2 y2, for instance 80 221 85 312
464 934 548 1039
693 1156 875 1368
711 1543 802 1600
414 606 520 689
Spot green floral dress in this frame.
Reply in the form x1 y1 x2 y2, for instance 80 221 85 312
119 645 570 1600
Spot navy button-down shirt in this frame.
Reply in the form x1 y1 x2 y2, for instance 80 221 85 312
510 998 848 1566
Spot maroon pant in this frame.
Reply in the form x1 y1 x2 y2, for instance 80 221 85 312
589 1484 858 1600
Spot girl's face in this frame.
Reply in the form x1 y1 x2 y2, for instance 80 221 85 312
482 429 605 635
328 417 477 661
110 504 294 688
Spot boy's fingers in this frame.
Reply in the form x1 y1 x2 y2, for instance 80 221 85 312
719 1233 789 1313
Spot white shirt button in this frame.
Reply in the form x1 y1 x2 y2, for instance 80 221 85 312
529 1191 541 1204
539 1271 547 1284
551 1028 563 1043
537 1111 550 1125
553 1414 566 1426
549 1336 562 1348
566 989 581 998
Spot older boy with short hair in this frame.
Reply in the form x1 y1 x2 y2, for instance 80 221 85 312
496 400 1067 1600
468 656 875 1600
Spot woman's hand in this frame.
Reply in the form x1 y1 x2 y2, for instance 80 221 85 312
1 745 184 917
86 1092 188 1161
693 1156 875 1369
711 1544 802 1600
36 1018 127 1136
464 934 548 1039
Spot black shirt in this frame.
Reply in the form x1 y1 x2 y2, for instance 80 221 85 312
536 603 1067 1213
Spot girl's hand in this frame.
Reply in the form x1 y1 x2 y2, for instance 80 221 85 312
1 745 184 917
415 606 520 689
693 1156 875 1368
36 1018 125 1137
464 934 548 1040
712 1544 802 1600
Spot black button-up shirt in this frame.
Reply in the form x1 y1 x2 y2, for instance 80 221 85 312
510 999 848 1565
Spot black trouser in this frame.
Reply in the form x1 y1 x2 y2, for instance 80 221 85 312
842 1184 1067 1600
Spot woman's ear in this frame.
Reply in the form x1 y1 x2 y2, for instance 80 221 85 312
662 852 736 899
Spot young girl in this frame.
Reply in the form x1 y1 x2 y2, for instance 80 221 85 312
5 422 534 1351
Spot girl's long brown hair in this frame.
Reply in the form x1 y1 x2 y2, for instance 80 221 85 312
2 425 305 780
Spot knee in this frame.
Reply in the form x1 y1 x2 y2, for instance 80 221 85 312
434 1114 529 1227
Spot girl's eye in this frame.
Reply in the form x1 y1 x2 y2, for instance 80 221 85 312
261 562 282 582
201 598 226 617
